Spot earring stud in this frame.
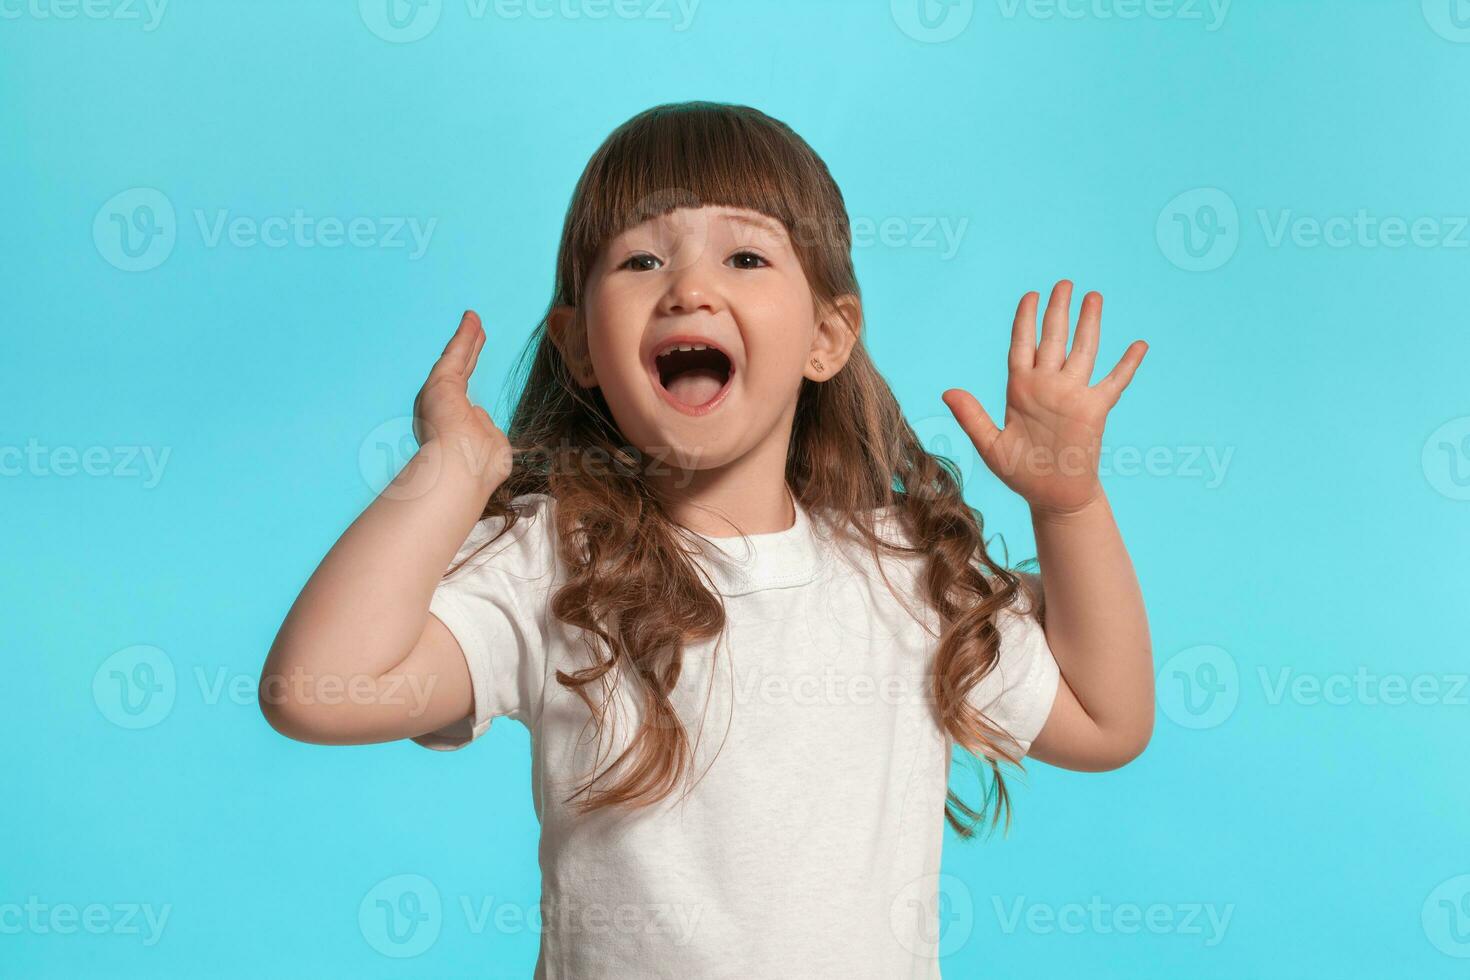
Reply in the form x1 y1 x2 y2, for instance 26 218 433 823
811 357 825 372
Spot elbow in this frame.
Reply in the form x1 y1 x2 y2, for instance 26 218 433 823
257 665 319 743
257 670 298 739
257 659 387 746
1100 713 1155 770
1105 732 1152 769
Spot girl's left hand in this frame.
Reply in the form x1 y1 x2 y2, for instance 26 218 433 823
941 280 1147 519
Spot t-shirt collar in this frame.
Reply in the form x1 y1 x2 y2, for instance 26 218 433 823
678 488 823 596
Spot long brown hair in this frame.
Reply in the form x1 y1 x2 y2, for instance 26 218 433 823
455 101 1036 839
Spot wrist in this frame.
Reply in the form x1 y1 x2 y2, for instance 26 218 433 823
1030 490 1109 526
423 433 508 493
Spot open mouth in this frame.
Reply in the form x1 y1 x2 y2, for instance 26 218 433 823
652 342 735 414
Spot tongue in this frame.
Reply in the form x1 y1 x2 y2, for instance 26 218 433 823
665 369 726 407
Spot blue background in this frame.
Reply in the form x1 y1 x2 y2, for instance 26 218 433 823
6 0 1470 976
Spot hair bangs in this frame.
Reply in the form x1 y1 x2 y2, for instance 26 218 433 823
563 101 849 305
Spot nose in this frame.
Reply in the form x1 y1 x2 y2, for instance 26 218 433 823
656 258 720 317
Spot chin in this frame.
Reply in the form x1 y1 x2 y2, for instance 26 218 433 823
639 426 744 473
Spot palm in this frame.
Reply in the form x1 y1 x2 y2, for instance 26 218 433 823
942 281 1147 517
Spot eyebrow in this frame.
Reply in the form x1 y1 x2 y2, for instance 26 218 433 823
720 212 787 238
609 210 788 252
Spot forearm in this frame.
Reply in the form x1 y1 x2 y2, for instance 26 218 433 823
1030 492 1154 748
261 436 501 686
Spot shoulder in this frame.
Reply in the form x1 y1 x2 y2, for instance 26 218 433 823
446 492 559 583
1003 569 1044 620
828 503 1024 585
831 503 1046 627
818 502 922 559
1011 567 1046 614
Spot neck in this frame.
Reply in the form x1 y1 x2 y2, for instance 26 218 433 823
646 425 796 539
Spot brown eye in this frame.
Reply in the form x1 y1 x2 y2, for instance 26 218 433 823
621 254 661 271
729 251 768 269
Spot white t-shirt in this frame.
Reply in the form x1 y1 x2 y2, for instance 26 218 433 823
415 491 1061 979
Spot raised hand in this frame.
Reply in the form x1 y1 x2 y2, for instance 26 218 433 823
412 311 512 481
941 281 1147 518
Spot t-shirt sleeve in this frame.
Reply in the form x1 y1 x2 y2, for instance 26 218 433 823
411 495 554 751
967 570 1062 760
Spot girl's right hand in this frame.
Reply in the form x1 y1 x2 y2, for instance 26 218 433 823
259 310 510 749
412 311 511 470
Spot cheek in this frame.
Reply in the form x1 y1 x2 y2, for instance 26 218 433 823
588 332 645 400
746 294 817 377
583 299 643 377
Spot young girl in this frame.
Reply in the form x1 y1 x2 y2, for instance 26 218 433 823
260 101 1154 978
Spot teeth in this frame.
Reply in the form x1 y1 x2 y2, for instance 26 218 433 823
657 342 713 358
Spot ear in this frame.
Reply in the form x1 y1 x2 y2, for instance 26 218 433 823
803 293 862 382
548 304 599 389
